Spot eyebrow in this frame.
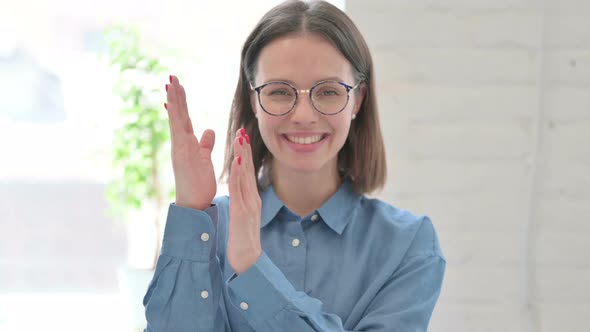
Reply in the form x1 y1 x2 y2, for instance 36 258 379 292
263 77 347 85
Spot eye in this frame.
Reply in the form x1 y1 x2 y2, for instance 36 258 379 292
267 89 292 96
319 90 340 96
313 82 346 98
315 87 342 97
261 84 295 97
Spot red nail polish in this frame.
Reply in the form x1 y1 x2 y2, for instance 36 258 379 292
238 156 242 165
169 75 172 83
239 137 243 145
245 134 250 144
164 103 168 110
240 128 246 136
165 84 168 92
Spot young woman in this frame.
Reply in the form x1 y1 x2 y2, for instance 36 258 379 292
144 1 445 331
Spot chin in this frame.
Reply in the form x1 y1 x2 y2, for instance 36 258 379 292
281 155 335 174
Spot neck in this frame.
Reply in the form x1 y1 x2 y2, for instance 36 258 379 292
270 160 342 217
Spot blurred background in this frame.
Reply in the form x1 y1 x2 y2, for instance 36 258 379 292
0 0 588 331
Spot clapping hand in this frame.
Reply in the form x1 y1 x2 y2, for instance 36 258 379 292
165 75 216 211
227 128 263 275
165 75 262 275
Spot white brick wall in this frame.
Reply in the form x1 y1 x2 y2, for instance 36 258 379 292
347 1 590 331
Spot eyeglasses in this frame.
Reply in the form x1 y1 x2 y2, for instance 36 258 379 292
250 80 362 116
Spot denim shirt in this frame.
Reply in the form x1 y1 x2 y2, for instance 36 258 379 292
144 179 445 331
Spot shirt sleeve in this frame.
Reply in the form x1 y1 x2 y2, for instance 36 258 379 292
143 203 230 332
226 251 445 332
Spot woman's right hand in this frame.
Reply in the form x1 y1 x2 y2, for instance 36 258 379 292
165 75 216 211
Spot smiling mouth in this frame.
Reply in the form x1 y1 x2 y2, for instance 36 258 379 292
283 134 328 145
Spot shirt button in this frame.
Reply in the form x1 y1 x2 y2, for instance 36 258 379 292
311 214 318 221
291 238 301 247
240 302 249 310
200 233 210 242
200 290 209 299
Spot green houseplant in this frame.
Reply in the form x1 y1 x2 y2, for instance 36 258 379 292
104 25 173 272
103 25 174 331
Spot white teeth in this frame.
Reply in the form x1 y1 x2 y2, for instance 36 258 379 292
286 135 323 145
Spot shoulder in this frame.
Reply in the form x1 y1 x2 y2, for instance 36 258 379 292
354 196 445 260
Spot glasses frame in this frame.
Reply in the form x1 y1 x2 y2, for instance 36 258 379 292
250 80 362 116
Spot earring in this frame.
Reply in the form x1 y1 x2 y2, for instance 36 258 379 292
352 113 356 120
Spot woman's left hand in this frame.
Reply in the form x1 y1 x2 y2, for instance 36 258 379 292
227 128 263 275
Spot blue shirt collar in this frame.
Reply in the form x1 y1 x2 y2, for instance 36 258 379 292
260 177 362 235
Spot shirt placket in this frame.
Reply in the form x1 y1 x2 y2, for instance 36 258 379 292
285 219 307 291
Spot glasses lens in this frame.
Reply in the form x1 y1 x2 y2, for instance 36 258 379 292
259 82 296 115
311 82 349 114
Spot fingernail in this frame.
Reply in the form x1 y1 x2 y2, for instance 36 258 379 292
238 156 242 165
165 84 168 92
169 75 172 83
164 103 168 110
245 134 250 144
239 137 243 145
240 128 246 136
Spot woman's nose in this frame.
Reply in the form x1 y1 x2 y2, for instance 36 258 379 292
289 92 318 124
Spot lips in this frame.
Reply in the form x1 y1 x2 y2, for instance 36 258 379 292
280 133 329 152
285 134 324 145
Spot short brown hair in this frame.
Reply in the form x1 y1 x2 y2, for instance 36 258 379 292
220 0 386 195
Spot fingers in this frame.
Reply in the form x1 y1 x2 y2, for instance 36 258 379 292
176 77 189 114
166 75 195 137
228 154 242 207
200 129 215 150
166 75 181 112
236 129 256 187
243 133 255 176
233 128 251 156
233 129 248 173
170 75 186 111
232 128 258 206
199 129 216 160
165 77 180 142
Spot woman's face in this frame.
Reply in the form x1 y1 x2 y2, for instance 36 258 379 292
252 34 363 175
